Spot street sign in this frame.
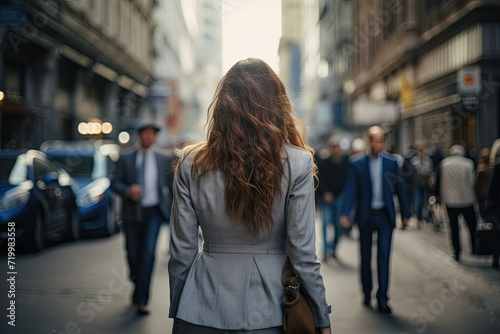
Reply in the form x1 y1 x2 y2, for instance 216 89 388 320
0 5 26 26
457 66 481 95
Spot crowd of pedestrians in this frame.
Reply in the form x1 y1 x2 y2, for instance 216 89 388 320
315 132 500 271
311 130 500 321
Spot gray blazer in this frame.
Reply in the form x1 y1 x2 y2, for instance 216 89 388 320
111 145 175 222
168 144 331 330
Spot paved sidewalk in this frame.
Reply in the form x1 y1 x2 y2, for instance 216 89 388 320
2 216 499 334
322 215 500 334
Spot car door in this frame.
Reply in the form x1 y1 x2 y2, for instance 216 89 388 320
33 157 67 236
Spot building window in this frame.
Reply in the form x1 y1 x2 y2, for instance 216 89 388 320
102 0 109 28
116 0 121 38
5 61 25 99
89 0 96 13
423 0 447 15
383 0 399 36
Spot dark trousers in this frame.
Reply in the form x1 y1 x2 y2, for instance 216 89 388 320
359 209 393 305
123 205 162 305
413 185 428 221
320 195 344 257
445 205 477 256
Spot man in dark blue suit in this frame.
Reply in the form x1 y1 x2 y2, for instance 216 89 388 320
340 126 410 314
111 120 175 315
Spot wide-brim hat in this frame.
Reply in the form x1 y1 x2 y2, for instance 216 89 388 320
137 120 161 133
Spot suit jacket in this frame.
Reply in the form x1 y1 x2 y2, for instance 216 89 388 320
168 145 331 330
488 163 500 217
111 145 175 222
316 155 349 197
342 152 410 228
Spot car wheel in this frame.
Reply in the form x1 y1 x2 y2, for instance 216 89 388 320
67 207 80 241
29 209 46 252
102 205 116 237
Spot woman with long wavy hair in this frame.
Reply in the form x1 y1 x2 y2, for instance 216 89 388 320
168 58 332 334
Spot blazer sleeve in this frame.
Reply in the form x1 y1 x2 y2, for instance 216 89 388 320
168 151 200 318
285 153 331 327
110 154 131 199
394 159 411 219
488 164 500 205
341 160 357 217
315 158 327 196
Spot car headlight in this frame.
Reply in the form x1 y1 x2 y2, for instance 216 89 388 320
0 190 30 211
76 178 110 208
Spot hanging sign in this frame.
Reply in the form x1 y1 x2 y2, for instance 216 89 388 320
457 66 481 95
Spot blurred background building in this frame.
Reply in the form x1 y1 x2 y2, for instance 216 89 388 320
279 0 500 155
192 0 222 142
279 0 325 145
279 0 302 103
0 0 222 150
346 0 500 153
317 0 353 147
0 0 154 149
152 0 221 147
1 0 499 154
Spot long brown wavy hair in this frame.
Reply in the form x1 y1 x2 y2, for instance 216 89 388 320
183 58 316 237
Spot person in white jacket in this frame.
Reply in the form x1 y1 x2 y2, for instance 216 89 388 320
439 144 477 261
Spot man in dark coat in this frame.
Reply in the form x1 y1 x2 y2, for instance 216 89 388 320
111 120 175 315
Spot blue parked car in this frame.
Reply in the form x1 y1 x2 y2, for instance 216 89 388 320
40 140 121 237
0 150 80 252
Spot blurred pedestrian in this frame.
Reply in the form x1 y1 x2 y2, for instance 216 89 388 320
487 139 500 269
340 126 411 314
438 144 477 261
476 148 492 220
410 143 433 228
428 136 444 171
402 145 417 218
317 136 349 260
168 58 331 334
341 137 367 238
111 120 174 315
350 137 366 157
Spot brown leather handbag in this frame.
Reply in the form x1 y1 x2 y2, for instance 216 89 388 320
282 256 319 334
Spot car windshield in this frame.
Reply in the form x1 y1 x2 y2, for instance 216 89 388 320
51 153 108 179
52 156 94 178
0 156 28 185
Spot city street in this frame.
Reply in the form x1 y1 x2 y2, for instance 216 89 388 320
1 2 500 333
1 218 499 334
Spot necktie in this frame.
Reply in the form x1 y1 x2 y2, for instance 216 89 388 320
138 151 147 190
135 151 146 218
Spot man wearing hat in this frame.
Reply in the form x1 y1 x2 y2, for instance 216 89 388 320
111 120 175 315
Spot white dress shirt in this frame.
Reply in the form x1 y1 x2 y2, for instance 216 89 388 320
369 154 384 209
137 149 159 207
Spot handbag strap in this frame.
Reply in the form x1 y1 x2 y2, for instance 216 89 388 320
282 256 300 291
